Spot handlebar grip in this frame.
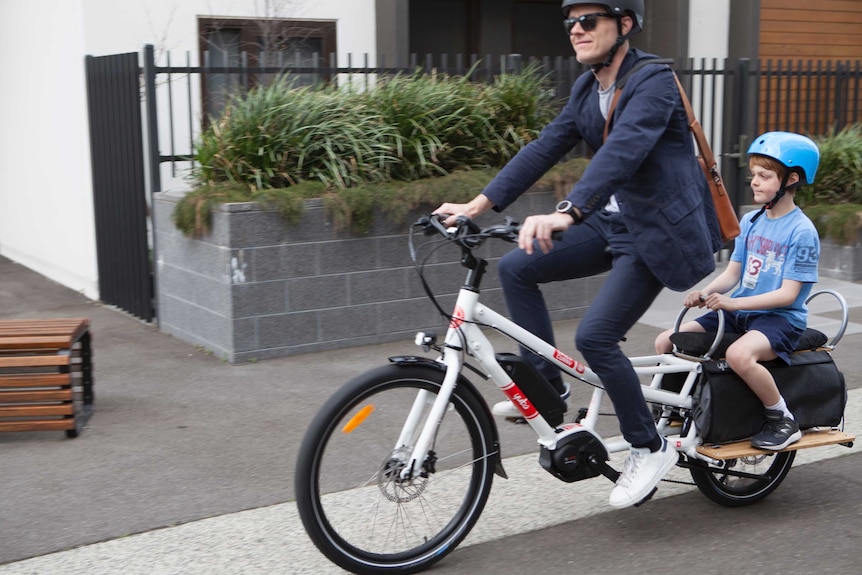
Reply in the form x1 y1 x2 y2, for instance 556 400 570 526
454 215 481 236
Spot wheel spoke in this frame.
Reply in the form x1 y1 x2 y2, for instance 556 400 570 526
295 365 496 572
689 450 795 507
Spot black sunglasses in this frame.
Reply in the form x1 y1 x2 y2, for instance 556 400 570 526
563 12 616 34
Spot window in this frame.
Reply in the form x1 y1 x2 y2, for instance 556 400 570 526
199 17 337 117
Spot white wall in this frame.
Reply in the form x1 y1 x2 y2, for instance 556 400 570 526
0 0 99 298
0 0 376 300
78 0 376 194
688 0 730 59
80 0 376 60
688 0 731 156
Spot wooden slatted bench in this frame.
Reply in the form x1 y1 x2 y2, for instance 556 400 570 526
0 318 93 438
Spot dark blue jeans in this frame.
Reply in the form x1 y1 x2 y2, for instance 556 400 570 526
497 210 665 447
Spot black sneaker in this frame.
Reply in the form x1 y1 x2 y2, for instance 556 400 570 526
750 409 802 451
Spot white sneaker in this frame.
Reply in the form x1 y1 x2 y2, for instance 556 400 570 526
491 382 570 418
608 437 677 508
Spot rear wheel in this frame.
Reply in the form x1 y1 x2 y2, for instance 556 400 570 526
294 363 497 574
688 450 795 507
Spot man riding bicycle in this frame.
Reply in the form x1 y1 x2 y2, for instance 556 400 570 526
434 0 721 508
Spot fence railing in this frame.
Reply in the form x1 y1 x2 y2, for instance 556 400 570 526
141 46 861 204
755 59 861 136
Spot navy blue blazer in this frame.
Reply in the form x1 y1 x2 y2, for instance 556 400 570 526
483 49 722 291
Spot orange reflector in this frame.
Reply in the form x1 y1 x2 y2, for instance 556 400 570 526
342 404 374 434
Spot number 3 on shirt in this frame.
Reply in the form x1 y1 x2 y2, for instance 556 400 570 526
743 254 763 289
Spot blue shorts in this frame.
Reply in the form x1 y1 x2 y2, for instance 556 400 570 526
694 311 804 364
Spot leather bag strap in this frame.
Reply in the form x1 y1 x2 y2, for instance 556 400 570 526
603 58 673 142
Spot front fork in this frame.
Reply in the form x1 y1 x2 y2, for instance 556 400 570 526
399 344 464 481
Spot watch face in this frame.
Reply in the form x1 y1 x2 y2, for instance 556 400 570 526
556 200 573 213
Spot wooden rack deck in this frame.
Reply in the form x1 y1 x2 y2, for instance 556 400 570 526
697 428 854 461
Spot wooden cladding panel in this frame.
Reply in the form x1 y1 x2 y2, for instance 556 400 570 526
760 0 862 61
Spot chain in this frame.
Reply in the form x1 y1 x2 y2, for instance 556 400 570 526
660 477 696 486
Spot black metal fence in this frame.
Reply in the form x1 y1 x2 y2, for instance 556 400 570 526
143 46 861 203
138 46 861 244
86 52 153 322
755 59 861 136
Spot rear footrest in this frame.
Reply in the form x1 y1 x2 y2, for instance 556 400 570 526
697 429 854 461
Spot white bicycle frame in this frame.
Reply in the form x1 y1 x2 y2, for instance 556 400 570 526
400 284 720 481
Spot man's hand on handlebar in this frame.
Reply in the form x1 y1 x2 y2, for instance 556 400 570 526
433 196 495 226
518 212 573 255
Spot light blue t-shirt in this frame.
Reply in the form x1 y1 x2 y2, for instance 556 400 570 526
729 206 820 329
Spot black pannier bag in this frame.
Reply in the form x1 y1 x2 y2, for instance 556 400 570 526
693 350 846 444
667 330 846 444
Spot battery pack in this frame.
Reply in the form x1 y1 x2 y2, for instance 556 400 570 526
496 353 567 426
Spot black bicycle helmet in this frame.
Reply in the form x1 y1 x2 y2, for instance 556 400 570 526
561 0 644 32
561 0 644 69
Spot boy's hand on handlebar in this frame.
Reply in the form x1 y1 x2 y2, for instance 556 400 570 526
700 293 735 311
519 213 572 255
684 291 706 308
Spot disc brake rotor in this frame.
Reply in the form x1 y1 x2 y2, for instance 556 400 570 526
378 447 429 503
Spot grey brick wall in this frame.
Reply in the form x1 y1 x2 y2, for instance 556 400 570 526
154 189 602 363
819 241 862 282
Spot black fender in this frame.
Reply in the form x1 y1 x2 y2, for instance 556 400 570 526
388 355 507 479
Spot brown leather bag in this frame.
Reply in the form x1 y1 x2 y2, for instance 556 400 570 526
604 63 740 244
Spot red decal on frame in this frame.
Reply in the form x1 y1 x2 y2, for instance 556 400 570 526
501 381 538 419
449 306 466 329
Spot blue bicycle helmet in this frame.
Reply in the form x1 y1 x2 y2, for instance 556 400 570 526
747 131 820 184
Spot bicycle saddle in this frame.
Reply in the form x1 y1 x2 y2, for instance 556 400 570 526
669 328 828 359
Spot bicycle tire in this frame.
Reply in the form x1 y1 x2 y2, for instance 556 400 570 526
688 450 795 507
294 363 497 574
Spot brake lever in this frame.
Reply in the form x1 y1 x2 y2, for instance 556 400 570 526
418 214 450 237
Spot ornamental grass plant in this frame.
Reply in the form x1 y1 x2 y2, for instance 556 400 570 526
175 64 564 236
798 124 862 245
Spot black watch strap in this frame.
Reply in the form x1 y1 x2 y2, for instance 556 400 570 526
555 200 582 224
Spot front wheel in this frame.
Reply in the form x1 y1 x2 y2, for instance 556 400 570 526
688 450 795 507
294 363 498 574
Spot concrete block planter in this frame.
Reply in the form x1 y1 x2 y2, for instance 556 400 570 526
819 237 862 282
153 188 604 363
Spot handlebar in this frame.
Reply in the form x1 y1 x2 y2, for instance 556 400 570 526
416 214 563 249
805 289 848 349
673 306 725 361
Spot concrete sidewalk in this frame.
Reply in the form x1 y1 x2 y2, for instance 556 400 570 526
1 254 860 573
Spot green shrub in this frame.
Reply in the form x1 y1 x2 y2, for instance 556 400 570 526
360 71 491 180
797 123 862 207
177 64 561 236
172 180 327 236
195 78 397 190
803 204 862 246
793 123 862 245
174 157 589 237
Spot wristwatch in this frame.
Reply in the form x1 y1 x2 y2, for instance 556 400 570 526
555 200 582 224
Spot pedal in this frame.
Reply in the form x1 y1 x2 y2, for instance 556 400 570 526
633 486 658 507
